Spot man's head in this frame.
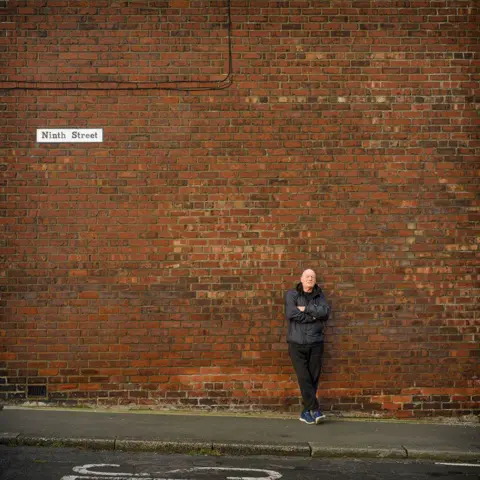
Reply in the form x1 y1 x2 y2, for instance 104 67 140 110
300 269 316 293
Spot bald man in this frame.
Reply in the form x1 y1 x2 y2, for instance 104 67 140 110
285 269 330 425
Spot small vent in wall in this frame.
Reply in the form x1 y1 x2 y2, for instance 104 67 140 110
27 385 47 398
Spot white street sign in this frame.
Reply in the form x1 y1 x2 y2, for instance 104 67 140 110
36 129 103 143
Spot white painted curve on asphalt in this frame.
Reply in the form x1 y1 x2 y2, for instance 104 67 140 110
61 463 283 480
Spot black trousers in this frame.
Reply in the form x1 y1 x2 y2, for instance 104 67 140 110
288 342 324 412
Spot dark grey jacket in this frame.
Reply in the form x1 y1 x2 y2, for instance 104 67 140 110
285 283 330 345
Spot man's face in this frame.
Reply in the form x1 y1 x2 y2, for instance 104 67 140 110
301 269 316 292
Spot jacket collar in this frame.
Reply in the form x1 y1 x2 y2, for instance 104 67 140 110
296 282 321 297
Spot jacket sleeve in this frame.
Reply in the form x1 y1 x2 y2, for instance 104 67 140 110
305 294 330 321
285 290 317 324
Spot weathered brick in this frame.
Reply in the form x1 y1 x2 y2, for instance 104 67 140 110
0 0 478 416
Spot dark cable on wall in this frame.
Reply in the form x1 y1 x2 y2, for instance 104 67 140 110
1 0 233 91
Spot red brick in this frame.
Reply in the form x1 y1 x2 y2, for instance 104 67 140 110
0 0 478 417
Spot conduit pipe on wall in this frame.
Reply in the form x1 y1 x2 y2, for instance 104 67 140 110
0 0 233 91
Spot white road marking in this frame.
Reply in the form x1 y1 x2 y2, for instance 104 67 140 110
166 466 283 480
435 462 480 468
61 464 283 480
73 464 148 476
62 477 134 480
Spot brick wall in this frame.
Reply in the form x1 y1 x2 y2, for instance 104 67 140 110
1 0 478 418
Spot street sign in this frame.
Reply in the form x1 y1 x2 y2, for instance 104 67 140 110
36 129 103 143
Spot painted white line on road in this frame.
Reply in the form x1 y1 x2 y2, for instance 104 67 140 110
62 476 185 480
73 464 148 476
435 462 480 468
62 463 149 479
62 477 134 480
166 467 283 480
63 477 181 480
62 464 283 480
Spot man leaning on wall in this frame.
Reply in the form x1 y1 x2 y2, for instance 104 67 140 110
285 269 330 425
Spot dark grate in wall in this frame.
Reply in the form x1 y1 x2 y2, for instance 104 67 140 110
27 385 47 398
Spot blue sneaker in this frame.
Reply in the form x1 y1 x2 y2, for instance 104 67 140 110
299 410 315 425
311 409 326 424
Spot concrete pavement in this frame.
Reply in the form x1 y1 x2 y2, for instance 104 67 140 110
0 407 479 461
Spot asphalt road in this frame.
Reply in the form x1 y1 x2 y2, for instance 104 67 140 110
0 446 479 480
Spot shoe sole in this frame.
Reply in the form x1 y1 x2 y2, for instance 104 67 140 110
299 417 315 425
315 415 326 424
